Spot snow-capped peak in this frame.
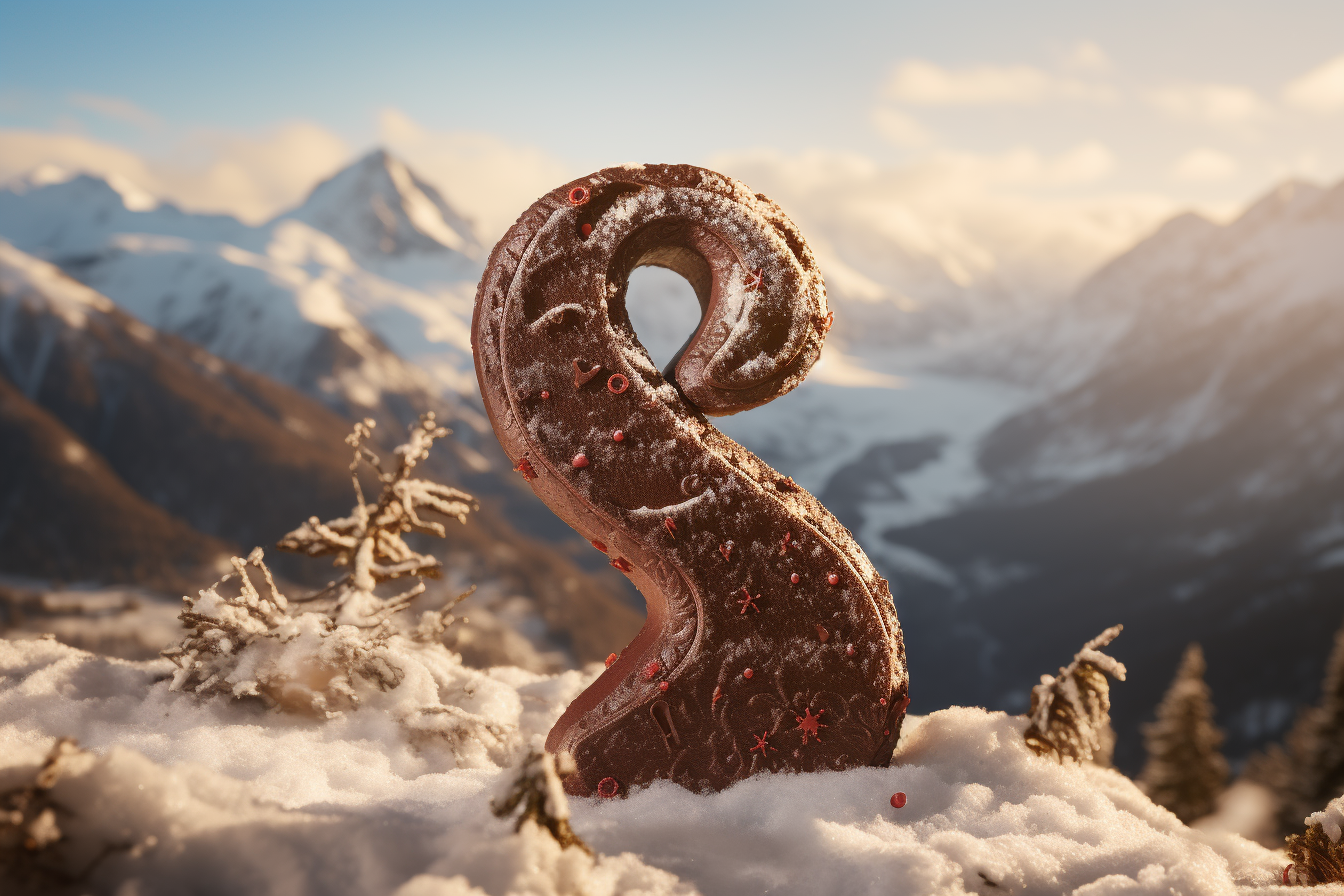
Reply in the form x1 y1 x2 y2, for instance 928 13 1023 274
281 149 482 263
0 239 114 328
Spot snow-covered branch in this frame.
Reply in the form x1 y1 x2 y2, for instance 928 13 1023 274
1024 625 1127 764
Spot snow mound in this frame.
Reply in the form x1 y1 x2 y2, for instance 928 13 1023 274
0 638 1300 895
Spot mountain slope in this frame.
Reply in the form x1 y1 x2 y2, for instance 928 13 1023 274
873 176 1344 769
0 241 642 665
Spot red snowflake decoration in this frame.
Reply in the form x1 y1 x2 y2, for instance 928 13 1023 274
749 730 777 756
737 586 761 614
744 268 764 292
794 707 827 744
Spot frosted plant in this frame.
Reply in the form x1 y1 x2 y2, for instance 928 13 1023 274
1 738 150 891
1137 643 1228 823
492 750 591 855
1285 794 1344 886
162 415 515 764
1024 625 1127 764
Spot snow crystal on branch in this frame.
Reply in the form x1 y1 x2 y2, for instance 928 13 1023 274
1024 625 1127 764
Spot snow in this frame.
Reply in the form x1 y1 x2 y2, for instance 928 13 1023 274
0 637 1301 894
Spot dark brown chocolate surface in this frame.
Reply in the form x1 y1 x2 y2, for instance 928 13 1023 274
471 164 908 795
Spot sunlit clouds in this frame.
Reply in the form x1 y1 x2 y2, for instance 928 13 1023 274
1283 54 1344 114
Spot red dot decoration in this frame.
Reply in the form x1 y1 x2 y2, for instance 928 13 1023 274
607 373 629 394
572 453 589 468
568 185 591 206
592 539 608 553
880 697 888 706
612 429 624 442
540 390 550 399
659 681 669 692
884 729 890 737
597 777 619 798
890 792 907 809
580 222 593 237
790 573 800 584
743 668 754 679
605 652 617 668
846 645 855 657
827 573 840 585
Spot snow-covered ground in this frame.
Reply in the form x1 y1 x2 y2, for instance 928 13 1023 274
0 637 1305 895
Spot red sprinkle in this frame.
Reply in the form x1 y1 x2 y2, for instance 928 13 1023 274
597 777 619 798
719 542 734 561
568 185 591 205
659 681 669 692
790 573 800 584
514 457 537 481
780 531 794 555
890 792 907 809
827 573 840 586
612 429 624 442
880 697 888 706
743 668 754 679
712 686 723 707
540 390 550 399
592 539 608 553
580 222 593 237
846 645 855 657
611 557 632 573
884 729 890 736
607 373 629 394
572 453 589 468
664 517 677 537
605 652 617 668
815 624 830 643
643 661 660 679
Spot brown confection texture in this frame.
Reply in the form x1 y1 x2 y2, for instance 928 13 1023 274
471 163 908 795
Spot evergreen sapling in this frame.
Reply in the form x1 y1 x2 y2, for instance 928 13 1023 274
1024 625 1127 763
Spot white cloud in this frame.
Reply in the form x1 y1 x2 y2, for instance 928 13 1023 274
1064 41 1111 74
68 93 161 130
0 122 350 223
1148 83 1267 126
884 59 1115 106
378 108 575 242
1284 53 1344 114
870 107 934 147
1170 148 1239 182
709 145 1168 307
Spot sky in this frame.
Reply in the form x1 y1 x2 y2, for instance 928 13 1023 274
2 0 1343 290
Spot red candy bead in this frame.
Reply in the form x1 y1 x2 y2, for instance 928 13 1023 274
540 390 550 399
605 652 617 668
643 661 660 679
597 777 619 798
880 697 888 706
890 792 907 809
790 573 800 584
592 539 608 553
827 573 839 586
613 429 624 442
743 668 754 679
659 681 669 692
572 453 589 468
580 222 593 237
846 645 855 657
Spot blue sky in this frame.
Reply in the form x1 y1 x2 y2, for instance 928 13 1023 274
2 0 1343 285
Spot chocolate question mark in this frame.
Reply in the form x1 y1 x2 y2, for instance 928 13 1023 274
472 164 908 795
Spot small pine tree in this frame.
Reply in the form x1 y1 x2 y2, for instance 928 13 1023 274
1024 625 1127 763
1279 616 1344 836
492 750 591 855
1137 643 1229 823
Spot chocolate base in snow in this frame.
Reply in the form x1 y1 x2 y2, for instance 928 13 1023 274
471 164 908 795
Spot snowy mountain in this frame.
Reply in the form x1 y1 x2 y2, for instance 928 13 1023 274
0 240 642 669
874 176 1344 769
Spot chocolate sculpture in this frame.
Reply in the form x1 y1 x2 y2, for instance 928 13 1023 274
471 164 908 795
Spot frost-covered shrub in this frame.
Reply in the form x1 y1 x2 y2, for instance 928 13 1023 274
1 737 154 893
1024 625 1127 763
161 415 515 763
1285 795 1344 885
492 750 590 855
